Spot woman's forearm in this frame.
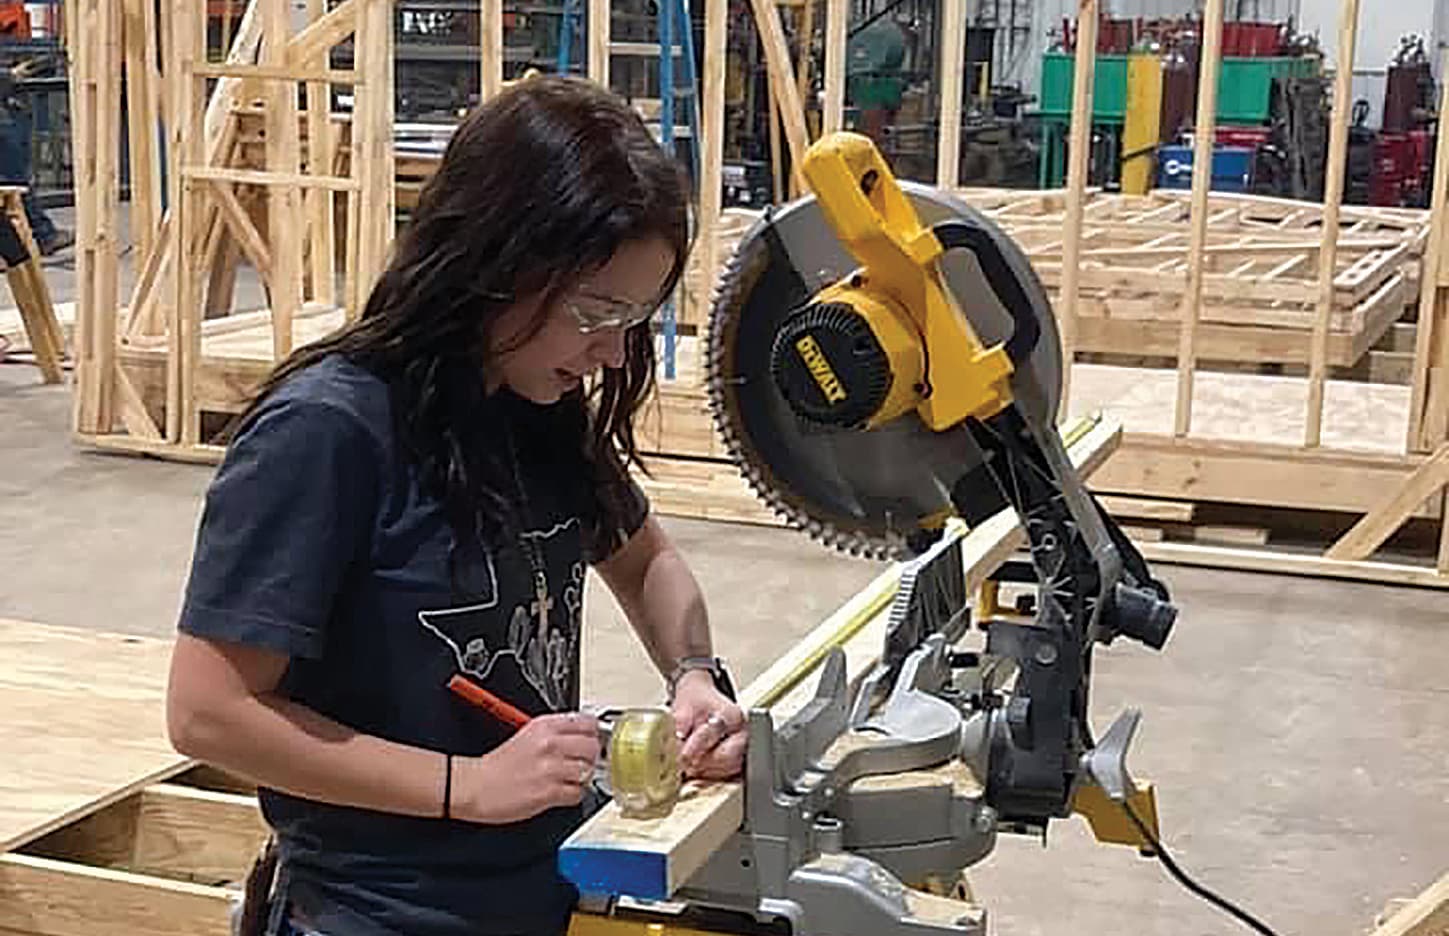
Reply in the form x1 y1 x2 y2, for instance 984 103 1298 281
171 684 449 819
615 542 713 678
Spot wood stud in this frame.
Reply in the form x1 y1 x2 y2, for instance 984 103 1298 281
1056 0 1098 416
1173 0 1225 437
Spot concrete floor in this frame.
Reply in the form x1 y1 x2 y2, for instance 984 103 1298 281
2 223 1447 933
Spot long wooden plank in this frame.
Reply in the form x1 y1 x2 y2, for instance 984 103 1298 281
480 0 502 100
120 0 161 261
693 0 726 328
821 0 845 134
1091 434 1434 519
1305 0 1362 446
587 0 608 85
934 0 966 188
1055 0 1097 415
0 620 190 853
262 0 303 361
1408 53 1449 454
557 417 1120 900
0 854 231 936
1172 0 1225 437
1326 443 1449 561
744 0 809 188
1138 542 1449 591
1371 871 1449 936
303 0 337 311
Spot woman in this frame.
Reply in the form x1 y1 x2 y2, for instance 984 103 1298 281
165 75 747 936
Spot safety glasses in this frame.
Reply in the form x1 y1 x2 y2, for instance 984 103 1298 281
562 292 659 335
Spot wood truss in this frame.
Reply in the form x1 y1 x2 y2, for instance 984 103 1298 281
968 189 1429 367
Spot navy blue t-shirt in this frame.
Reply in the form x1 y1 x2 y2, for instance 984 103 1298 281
177 355 649 936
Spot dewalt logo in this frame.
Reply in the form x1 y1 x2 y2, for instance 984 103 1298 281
795 334 847 404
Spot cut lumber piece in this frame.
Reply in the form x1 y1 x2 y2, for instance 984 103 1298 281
0 619 191 854
1097 495 1196 523
557 416 1121 901
1370 871 1449 936
1189 524 1270 547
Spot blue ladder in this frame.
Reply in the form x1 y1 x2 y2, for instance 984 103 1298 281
556 0 583 74
656 0 698 379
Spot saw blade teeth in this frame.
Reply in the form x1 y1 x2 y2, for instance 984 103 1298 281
702 213 902 564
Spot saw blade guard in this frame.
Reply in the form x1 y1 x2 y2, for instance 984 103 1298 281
705 182 1063 559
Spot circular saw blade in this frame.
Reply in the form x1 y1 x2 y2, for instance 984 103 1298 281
705 183 1063 560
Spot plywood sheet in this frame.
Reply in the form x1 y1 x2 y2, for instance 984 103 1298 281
0 619 190 852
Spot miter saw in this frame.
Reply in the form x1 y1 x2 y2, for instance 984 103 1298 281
568 132 1192 936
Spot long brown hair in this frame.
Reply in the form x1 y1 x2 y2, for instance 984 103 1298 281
237 74 691 566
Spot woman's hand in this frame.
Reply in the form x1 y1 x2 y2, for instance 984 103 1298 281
670 672 746 780
452 712 600 823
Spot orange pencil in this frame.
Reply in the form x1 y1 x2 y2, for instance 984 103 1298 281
447 674 531 729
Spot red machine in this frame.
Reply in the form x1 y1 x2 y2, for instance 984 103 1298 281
1370 131 1433 208
0 1 31 39
1369 36 1437 207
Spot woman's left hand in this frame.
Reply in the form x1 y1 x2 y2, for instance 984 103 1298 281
670 671 747 780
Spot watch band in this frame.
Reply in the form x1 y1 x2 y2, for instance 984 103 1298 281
666 655 737 703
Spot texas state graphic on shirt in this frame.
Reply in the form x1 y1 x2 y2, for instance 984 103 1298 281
416 519 585 712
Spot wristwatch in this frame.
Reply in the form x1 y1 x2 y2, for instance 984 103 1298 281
666 655 737 703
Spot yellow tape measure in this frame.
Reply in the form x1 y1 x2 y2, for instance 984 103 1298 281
608 708 682 818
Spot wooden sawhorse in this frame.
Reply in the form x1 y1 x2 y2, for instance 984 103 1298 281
0 185 63 383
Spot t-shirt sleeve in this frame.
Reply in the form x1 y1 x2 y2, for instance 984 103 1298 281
584 473 652 564
178 397 380 659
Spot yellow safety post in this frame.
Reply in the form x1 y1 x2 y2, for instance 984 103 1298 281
1121 50 1164 195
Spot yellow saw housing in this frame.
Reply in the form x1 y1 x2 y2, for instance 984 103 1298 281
795 132 1016 431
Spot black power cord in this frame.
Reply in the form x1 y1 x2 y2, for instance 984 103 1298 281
1119 798 1283 936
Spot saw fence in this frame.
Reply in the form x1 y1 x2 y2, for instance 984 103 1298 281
54 0 1449 587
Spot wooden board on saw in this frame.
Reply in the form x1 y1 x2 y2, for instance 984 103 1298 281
0 618 192 854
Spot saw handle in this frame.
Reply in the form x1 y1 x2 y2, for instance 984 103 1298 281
931 220 1042 367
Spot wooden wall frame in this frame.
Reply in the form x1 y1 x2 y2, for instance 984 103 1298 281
1049 0 1449 587
67 0 393 460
